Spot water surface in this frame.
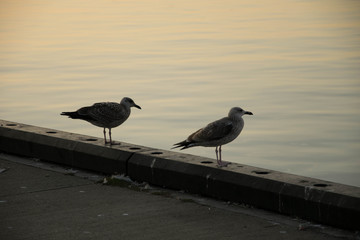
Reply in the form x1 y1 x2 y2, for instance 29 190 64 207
1 0 360 186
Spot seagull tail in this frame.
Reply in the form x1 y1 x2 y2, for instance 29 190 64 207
60 111 80 119
172 140 194 150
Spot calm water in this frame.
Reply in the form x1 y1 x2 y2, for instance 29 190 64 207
1 0 360 186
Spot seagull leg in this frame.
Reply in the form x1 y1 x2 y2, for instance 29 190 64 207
108 128 120 145
217 145 231 167
103 128 109 145
109 128 112 144
215 146 220 165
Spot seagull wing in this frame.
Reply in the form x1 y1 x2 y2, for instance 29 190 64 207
80 102 127 122
189 117 233 143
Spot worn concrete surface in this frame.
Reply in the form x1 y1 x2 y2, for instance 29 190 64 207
0 154 356 240
1 119 360 230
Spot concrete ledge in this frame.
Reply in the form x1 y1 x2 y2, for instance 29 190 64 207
1 119 359 231
0 120 153 174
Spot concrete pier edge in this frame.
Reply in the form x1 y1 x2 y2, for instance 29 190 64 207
1 119 359 231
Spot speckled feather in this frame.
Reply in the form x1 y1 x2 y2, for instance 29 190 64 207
78 102 131 128
61 97 141 144
188 118 237 145
173 107 252 149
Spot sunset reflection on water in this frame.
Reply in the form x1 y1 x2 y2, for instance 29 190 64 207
1 0 359 186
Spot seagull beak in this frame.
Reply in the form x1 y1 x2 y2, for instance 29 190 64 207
245 111 253 115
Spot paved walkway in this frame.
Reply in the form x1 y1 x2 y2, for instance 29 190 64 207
0 153 355 240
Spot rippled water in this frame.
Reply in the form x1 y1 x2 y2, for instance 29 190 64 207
1 0 360 186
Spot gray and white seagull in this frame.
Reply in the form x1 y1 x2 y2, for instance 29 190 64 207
61 97 141 145
173 107 253 167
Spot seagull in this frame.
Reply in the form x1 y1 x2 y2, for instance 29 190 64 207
173 107 253 167
61 97 141 145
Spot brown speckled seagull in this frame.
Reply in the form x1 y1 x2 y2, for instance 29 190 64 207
173 107 253 167
61 97 141 145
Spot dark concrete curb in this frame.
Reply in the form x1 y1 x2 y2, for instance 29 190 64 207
1 119 359 231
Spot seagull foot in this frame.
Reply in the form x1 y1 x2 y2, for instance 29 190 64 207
105 141 121 146
217 161 231 167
